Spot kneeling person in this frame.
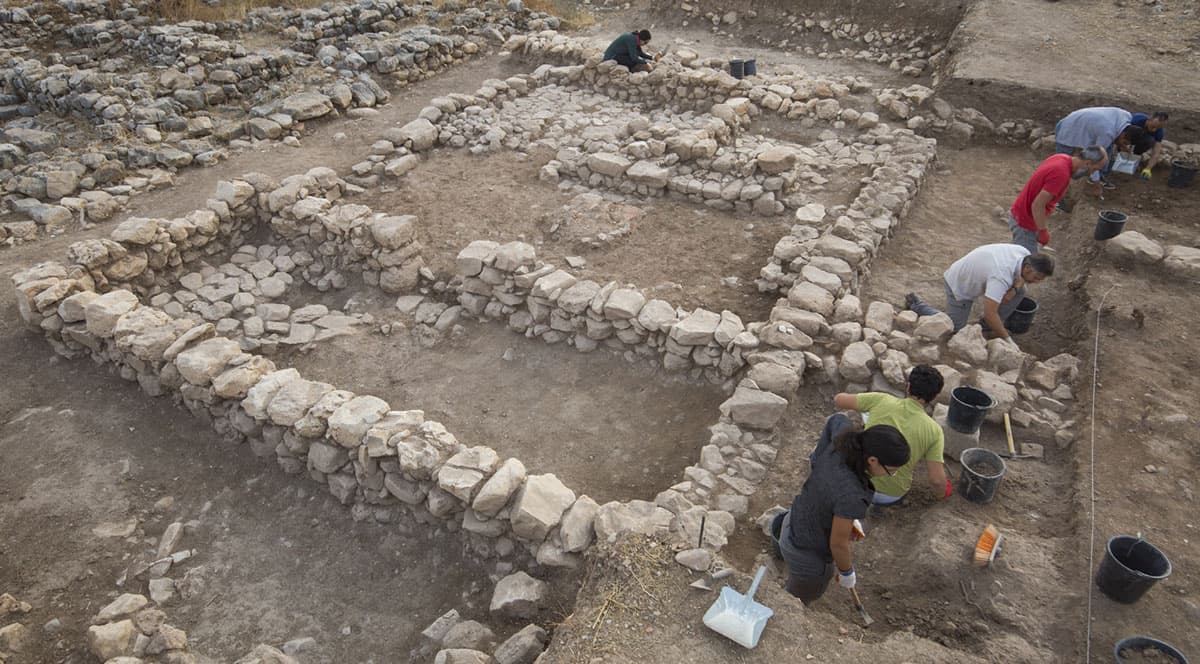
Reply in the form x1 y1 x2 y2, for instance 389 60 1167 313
603 29 656 72
834 365 951 504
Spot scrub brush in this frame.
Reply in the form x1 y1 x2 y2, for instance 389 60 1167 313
973 524 1003 567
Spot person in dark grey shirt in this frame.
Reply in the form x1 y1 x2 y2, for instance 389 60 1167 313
778 414 910 603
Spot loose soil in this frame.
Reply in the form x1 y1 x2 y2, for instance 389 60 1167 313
0 345 523 664
285 311 727 504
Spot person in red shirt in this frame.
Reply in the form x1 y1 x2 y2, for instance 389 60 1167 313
1009 146 1107 253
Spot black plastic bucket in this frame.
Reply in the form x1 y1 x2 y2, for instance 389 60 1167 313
769 511 785 559
729 59 745 79
1005 297 1038 335
744 58 757 76
958 448 1006 504
1095 536 1172 604
947 386 994 434
1168 160 1198 189
1095 210 1128 241
1114 636 1189 663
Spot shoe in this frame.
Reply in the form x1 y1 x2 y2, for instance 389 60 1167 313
904 292 920 310
1100 176 1117 190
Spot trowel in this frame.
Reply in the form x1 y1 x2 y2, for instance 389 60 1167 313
688 515 734 590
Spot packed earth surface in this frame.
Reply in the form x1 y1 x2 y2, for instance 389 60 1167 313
1 1 1198 664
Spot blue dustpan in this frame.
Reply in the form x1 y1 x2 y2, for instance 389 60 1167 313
702 565 773 648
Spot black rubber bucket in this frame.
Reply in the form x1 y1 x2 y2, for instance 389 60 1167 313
1167 160 1198 189
947 386 994 434
1114 636 1189 663
729 59 745 79
958 448 1006 504
769 511 785 560
744 58 757 76
1095 536 1172 604
1005 296 1038 335
1095 210 1128 241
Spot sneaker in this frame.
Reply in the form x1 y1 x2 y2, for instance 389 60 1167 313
1100 176 1117 190
904 292 920 310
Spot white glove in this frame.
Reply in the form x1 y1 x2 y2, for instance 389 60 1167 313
1001 335 1020 351
837 567 857 590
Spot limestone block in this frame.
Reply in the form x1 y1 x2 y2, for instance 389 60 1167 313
493 241 536 272
472 458 527 517
85 290 139 337
794 203 826 223
87 620 137 661
268 379 334 426
760 321 813 350
839 341 876 382
603 288 645 319
986 338 1027 374
174 337 241 386
947 324 987 365
510 474 576 541
1105 231 1164 265
442 621 496 651
242 368 301 419
1163 245 1200 279
94 594 148 624
671 308 720 345
786 282 835 316
110 217 158 244
626 160 669 187
489 571 548 619
815 234 866 264
399 118 439 151
593 500 673 542
756 146 797 174
747 362 800 396
112 307 180 361
719 387 788 429
280 91 333 120
972 370 1018 424
913 312 955 343
369 215 417 250
437 446 501 502
307 441 346 474
586 152 631 177
560 495 600 552
493 624 548 664
328 396 390 447
435 649 494 664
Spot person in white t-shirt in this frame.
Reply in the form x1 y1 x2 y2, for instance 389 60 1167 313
905 244 1055 346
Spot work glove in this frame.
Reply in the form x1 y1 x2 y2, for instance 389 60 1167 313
837 567 857 590
1036 228 1051 246
943 477 954 499
1139 167 1152 180
1001 335 1020 352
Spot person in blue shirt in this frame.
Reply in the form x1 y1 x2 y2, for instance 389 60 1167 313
603 29 657 72
1130 112 1169 179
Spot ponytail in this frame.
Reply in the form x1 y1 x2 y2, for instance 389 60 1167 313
834 424 911 487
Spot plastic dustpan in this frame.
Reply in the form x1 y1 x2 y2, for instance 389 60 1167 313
702 565 773 648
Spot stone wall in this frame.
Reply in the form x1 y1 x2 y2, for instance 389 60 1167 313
455 240 751 384
10 263 599 569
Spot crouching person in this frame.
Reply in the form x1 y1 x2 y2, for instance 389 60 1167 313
777 414 910 603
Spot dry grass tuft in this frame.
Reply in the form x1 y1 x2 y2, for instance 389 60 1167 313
523 0 596 29
149 0 326 23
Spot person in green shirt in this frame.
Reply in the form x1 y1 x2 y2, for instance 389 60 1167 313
832 365 952 504
602 29 657 72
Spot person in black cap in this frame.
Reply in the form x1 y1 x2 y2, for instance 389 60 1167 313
603 29 657 72
776 414 910 603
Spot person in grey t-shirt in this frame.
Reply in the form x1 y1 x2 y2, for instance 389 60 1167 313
778 414 910 604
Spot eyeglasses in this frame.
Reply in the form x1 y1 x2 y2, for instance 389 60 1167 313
883 465 898 477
